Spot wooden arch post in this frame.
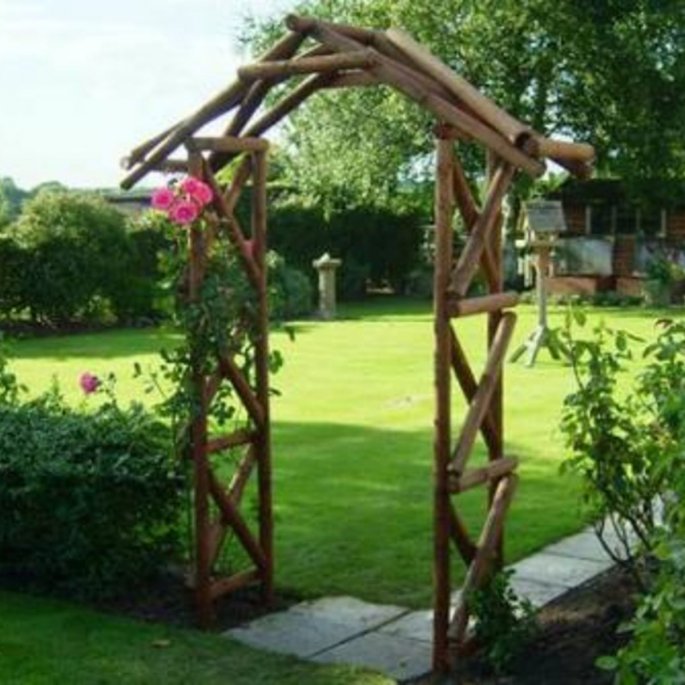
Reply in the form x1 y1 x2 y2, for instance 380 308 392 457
432 128 520 671
183 138 274 627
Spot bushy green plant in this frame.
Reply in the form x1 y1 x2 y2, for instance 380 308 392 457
0 386 185 598
596 320 685 682
239 198 423 299
10 191 157 325
468 569 538 674
0 335 24 405
562 317 685 681
0 238 29 319
559 310 670 585
267 251 313 320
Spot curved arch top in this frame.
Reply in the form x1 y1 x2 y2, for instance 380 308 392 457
121 15 594 190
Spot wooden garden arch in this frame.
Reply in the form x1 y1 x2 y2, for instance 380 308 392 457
121 15 594 673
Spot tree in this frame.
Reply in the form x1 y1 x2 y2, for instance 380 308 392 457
247 0 685 212
0 177 29 229
12 190 137 324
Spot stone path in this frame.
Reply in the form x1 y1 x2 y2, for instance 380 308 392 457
225 524 627 682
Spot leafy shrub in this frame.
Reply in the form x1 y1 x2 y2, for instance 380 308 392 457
468 570 538 674
0 238 29 319
338 257 370 301
267 251 313 320
10 191 158 325
0 335 24 405
0 389 185 598
237 198 423 299
559 311 670 585
562 317 685 682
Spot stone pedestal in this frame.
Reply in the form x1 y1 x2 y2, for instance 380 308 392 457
312 253 342 320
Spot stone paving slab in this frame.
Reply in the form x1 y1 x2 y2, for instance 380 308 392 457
378 609 433 643
225 596 406 659
289 596 406 629
226 611 362 658
509 576 569 608
225 525 626 679
509 551 611 589
313 630 432 682
544 530 618 563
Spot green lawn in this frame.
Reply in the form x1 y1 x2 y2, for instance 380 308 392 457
6 299 671 608
0 590 391 685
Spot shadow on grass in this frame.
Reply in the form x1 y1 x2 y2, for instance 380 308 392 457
237 419 587 606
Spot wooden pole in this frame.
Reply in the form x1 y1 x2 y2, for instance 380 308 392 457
284 16 545 178
451 163 515 296
486 150 504 569
433 134 454 674
121 29 305 189
384 28 531 144
238 49 377 81
252 147 274 604
449 475 518 643
209 72 333 171
451 312 517 475
187 150 213 628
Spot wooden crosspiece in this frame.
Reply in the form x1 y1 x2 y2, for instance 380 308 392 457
119 14 593 671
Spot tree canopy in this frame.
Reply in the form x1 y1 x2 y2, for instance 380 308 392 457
247 0 685 209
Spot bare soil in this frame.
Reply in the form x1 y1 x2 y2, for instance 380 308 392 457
416 565 637 685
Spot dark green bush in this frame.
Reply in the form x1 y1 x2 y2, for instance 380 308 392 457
589 320 685 682
0 238 28 319
468 569 538 674
268 251 313 320
10 191 158 325
0 393 185 598
237 197 423 300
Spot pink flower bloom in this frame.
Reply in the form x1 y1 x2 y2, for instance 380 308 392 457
192 181 213 206
79 372 100 395
180 176 213 207
169 200 199 225
151 187 175 211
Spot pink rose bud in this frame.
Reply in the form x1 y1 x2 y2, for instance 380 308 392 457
169 200 199 225
151 187 175 211
79 372 100 395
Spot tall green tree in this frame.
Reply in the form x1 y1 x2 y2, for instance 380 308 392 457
247 0 685 211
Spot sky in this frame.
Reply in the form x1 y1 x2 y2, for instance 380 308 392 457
0 0 296 190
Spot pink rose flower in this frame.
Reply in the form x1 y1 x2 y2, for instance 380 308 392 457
180 176 213 207
180 176 201 196
151 187 175 211
169 200 199 225
79 372 100 395
192 181 213 206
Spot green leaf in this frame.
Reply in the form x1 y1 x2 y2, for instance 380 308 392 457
596 655 618 671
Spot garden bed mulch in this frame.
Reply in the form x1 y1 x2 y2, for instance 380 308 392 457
1 570 301 633
414 565 637 685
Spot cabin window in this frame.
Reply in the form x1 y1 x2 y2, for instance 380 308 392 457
640 207 665 238
589 202 612 236
616 205 638 235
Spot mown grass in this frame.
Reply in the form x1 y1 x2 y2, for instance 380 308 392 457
7 299 672 607
0 590 392 685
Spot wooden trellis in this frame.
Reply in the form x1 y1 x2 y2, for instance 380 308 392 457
121 15 594 672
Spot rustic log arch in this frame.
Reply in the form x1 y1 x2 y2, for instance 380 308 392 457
121 15 593 673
